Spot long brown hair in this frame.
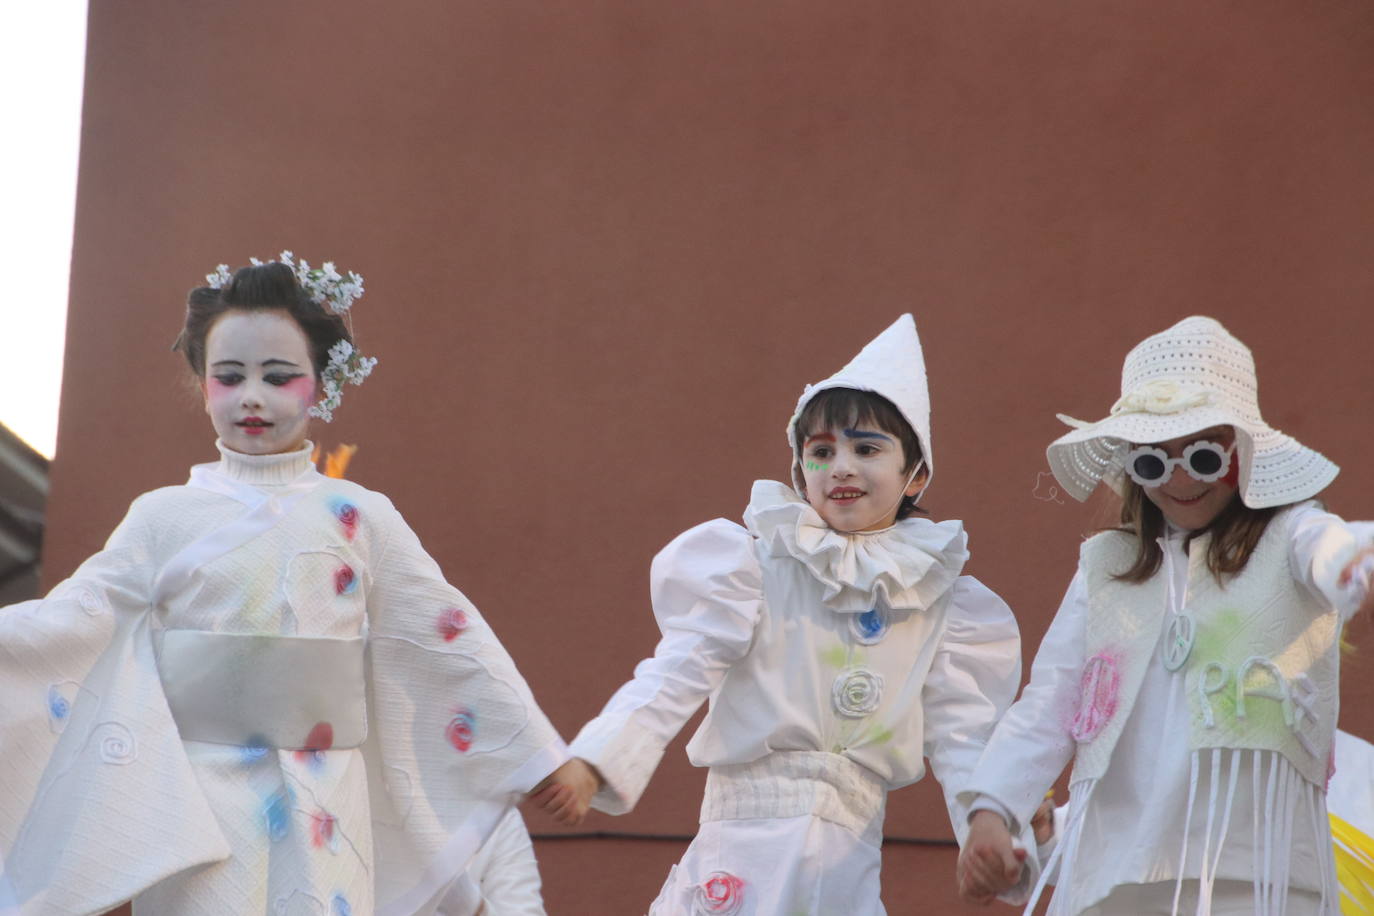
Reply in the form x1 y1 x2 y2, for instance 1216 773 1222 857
1113 480 1280 583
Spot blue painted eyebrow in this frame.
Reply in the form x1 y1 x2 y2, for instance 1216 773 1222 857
842 429 892 442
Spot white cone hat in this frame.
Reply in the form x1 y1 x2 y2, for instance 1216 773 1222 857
786 314 932 493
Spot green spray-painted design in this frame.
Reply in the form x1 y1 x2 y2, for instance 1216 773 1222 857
820 645 849 669
866 724 895 745
804 460 829 472
1190 606 1288 740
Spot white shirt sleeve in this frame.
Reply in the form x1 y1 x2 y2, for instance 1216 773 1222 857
569 519 764 814
920 575 1023 845
1287 503 1374 622
961 570 1088 834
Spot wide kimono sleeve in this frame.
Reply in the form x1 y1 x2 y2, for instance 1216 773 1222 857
569 519 764 815
920 575 1023 847
360 496 570 916
0 492 229 915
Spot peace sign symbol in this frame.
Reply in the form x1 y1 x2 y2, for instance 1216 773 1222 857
1162 613 1195 672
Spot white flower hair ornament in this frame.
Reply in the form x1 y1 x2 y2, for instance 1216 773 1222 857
206 252 377 422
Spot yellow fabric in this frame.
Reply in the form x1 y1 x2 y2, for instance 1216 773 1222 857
1333 812 1374 914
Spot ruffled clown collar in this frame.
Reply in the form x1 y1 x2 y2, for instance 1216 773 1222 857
743 480 968 613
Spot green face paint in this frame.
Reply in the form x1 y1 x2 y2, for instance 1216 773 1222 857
804 460 829 472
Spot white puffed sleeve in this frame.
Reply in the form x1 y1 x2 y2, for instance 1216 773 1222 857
920 575 1023 845
362 495 569 914
1287 503 1374 622
570 519 765 815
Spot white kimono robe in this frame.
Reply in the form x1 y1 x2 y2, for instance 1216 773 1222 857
571 481 1025 915
0 442 568 915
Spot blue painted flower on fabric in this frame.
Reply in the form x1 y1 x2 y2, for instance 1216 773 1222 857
265 790 292 842
47 685 70 721
332 893 352 916
849 608 889 646
240 735 270 765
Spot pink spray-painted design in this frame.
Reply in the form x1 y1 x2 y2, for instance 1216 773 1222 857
332 500 359 541
446 709 476 753
694 871 745 915
1070 652 1121 743
335 564 357 595
437 607 469 642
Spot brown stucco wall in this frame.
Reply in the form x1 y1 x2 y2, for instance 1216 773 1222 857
48 1 1374 912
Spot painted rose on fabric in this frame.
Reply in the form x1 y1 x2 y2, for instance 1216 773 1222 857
832 668 884 718
437 606 469 642
850 607 889 645
330 499 359 540
1070 652 1121 743
309 810 340 852
446 709 476 752
334 564 357 595
695 871 745 915
295 721 334 770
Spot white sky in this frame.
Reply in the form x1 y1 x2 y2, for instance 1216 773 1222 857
0 3 87 460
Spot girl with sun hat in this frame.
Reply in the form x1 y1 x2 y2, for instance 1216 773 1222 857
958 316 1374 915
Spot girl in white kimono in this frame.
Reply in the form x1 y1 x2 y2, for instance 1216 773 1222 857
557 315 1030 915
958 316 1374 915
0 256 596 916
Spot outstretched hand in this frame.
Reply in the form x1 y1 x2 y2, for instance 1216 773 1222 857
526 757 602 826
1339 545 1374 618
957 810 1026 905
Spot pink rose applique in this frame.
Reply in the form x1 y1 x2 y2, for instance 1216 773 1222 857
695 871 745 915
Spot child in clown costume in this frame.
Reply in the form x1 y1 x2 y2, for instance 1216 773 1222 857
0 256 596 915
958 316 1374 915
558 315 1032 914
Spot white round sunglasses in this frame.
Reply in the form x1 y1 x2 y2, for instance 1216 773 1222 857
1124 440 1235 488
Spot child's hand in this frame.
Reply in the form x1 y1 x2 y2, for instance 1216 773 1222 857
1030 792 1055 846
526 757 602 826
1339 545 1374 617
957 810 1026 905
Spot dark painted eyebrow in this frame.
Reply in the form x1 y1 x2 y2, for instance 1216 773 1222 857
262 359 305 369
211 360 244 368
843 429 893 442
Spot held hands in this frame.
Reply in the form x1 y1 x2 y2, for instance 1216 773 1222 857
1030 792 1056 846
526 757 602 826
956 810 1026 905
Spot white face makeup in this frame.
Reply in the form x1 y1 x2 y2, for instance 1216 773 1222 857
1136 425 1239 531
203 310 317 456
798 424 927 533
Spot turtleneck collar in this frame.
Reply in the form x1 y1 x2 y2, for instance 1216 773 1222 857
213 439 317 486
743 479 968 613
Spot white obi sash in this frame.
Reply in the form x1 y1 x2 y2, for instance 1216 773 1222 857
152 461 369 750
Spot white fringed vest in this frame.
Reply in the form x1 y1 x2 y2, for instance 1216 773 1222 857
1071 508 1338 787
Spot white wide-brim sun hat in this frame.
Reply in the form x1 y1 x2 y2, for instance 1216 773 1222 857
1046 315 1338 509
